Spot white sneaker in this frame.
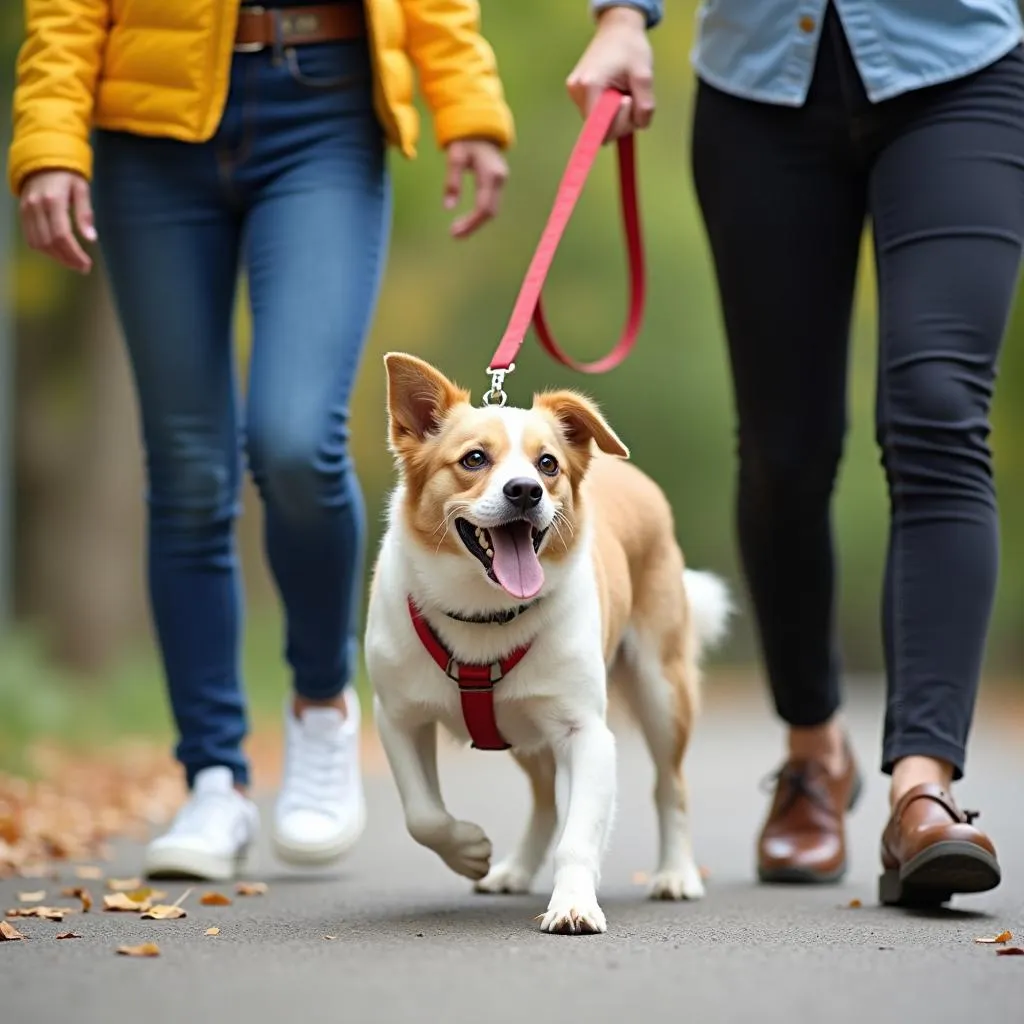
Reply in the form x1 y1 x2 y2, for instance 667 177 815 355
272 691 367 866
144 766 259 880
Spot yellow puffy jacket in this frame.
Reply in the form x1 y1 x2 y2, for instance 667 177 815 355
8 0 514 196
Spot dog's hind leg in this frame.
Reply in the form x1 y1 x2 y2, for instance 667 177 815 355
619 631 705 901
475 748 558 894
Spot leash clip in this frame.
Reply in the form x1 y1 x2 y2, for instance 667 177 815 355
482 363 514 408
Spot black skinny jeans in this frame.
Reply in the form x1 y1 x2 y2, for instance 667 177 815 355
692 9 1024 779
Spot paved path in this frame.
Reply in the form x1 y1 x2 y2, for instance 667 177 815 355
2 680 1022 1024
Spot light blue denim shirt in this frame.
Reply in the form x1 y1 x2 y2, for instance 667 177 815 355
593 1 1023 104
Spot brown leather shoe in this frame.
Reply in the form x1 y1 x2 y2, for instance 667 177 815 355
757 745 862 884
879 783 1000 906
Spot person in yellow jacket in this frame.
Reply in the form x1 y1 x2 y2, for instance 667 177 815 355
9 0 513 881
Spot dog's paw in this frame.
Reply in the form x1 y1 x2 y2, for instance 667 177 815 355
474 859 534 895
538 891 607 935
437 821 493 881
649 864 705 901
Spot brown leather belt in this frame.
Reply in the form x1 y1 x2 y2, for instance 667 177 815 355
234 3 365 53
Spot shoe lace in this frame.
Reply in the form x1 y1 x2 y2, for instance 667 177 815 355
282 727 353 809
169 789 241 836
760 761 835 818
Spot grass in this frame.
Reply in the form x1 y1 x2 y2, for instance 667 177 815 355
0 610 372 776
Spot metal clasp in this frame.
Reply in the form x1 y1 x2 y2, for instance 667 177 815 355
234 6 267 52
482 363 514 408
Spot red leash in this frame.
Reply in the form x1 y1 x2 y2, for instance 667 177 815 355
484 89 645 404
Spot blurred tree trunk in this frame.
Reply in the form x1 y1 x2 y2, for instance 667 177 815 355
15 270 146 673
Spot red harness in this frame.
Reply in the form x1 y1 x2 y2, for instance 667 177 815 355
407 598 529 751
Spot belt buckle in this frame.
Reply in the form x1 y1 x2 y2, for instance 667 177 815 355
234 5 267 53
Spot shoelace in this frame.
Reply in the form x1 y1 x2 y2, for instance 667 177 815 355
760 761 837 819
281 729 353 810
169 790 242 835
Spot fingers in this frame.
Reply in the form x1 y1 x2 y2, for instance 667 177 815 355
565 67 589 118
451 162 506 239
444 144 468 211
48 191 91 273
19 176 94 273
627 66 656 130
72 178 98 244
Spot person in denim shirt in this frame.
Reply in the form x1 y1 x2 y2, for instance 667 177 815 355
569 0 1022 905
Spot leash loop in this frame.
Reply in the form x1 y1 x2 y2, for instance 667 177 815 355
484 88 645 404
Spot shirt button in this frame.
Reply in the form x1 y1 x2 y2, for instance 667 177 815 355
798 15 816 32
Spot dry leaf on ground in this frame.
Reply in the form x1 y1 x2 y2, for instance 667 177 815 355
974 930 1012 944
17 890 45 903
103 892 152 913
995 947 1024 957
55 931 82 940
205 927 220 936
1 920 26 941
324 935 337 941
106 878 142 892
116 942 161 958
0 748 184 881
199 892 232 907
140 905 187 921
61 887 93 913
5 906 75 921
235 882 268 896
847 899 863 909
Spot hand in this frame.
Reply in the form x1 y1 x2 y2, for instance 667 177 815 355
443 139 509 239
567 6 655 141
19 170 97 274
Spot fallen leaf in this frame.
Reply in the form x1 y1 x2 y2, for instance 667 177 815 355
996 947 1024 957
17 891 45 903
5 906 75 922
847 899 863 909
103 892 152 913
235 882 268 897
975 930 1012 944
199 892 232 907
124 887 155 903
106 878 142 892
74 866 103 880
630 871 649 885
140 905 187 921
61 887 93 913
0 920 26 941
324 935 337 941
205 927 220 936
116 942 161 958
55 931 82 940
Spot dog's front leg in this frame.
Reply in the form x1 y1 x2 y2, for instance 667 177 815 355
541 717 617 935
375 701 492 880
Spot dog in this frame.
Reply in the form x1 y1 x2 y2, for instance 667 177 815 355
365 353 731 934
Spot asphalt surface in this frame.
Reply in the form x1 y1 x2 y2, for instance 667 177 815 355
2 679 1022 1024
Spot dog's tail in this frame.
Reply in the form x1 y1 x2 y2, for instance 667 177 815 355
683 569 733 653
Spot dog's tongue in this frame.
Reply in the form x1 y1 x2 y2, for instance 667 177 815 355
490 521 544 600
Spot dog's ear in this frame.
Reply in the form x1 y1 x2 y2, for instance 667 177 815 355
535 390 630 460
384 353 469 452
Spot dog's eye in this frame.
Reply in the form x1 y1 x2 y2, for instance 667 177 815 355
537 454 559 477
460 450 488 471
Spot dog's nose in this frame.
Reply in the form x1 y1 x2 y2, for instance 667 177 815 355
503 477 544 512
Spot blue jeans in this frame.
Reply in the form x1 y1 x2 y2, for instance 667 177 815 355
92 37 391 788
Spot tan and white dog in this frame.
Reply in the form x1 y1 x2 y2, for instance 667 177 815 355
365 354 731 935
